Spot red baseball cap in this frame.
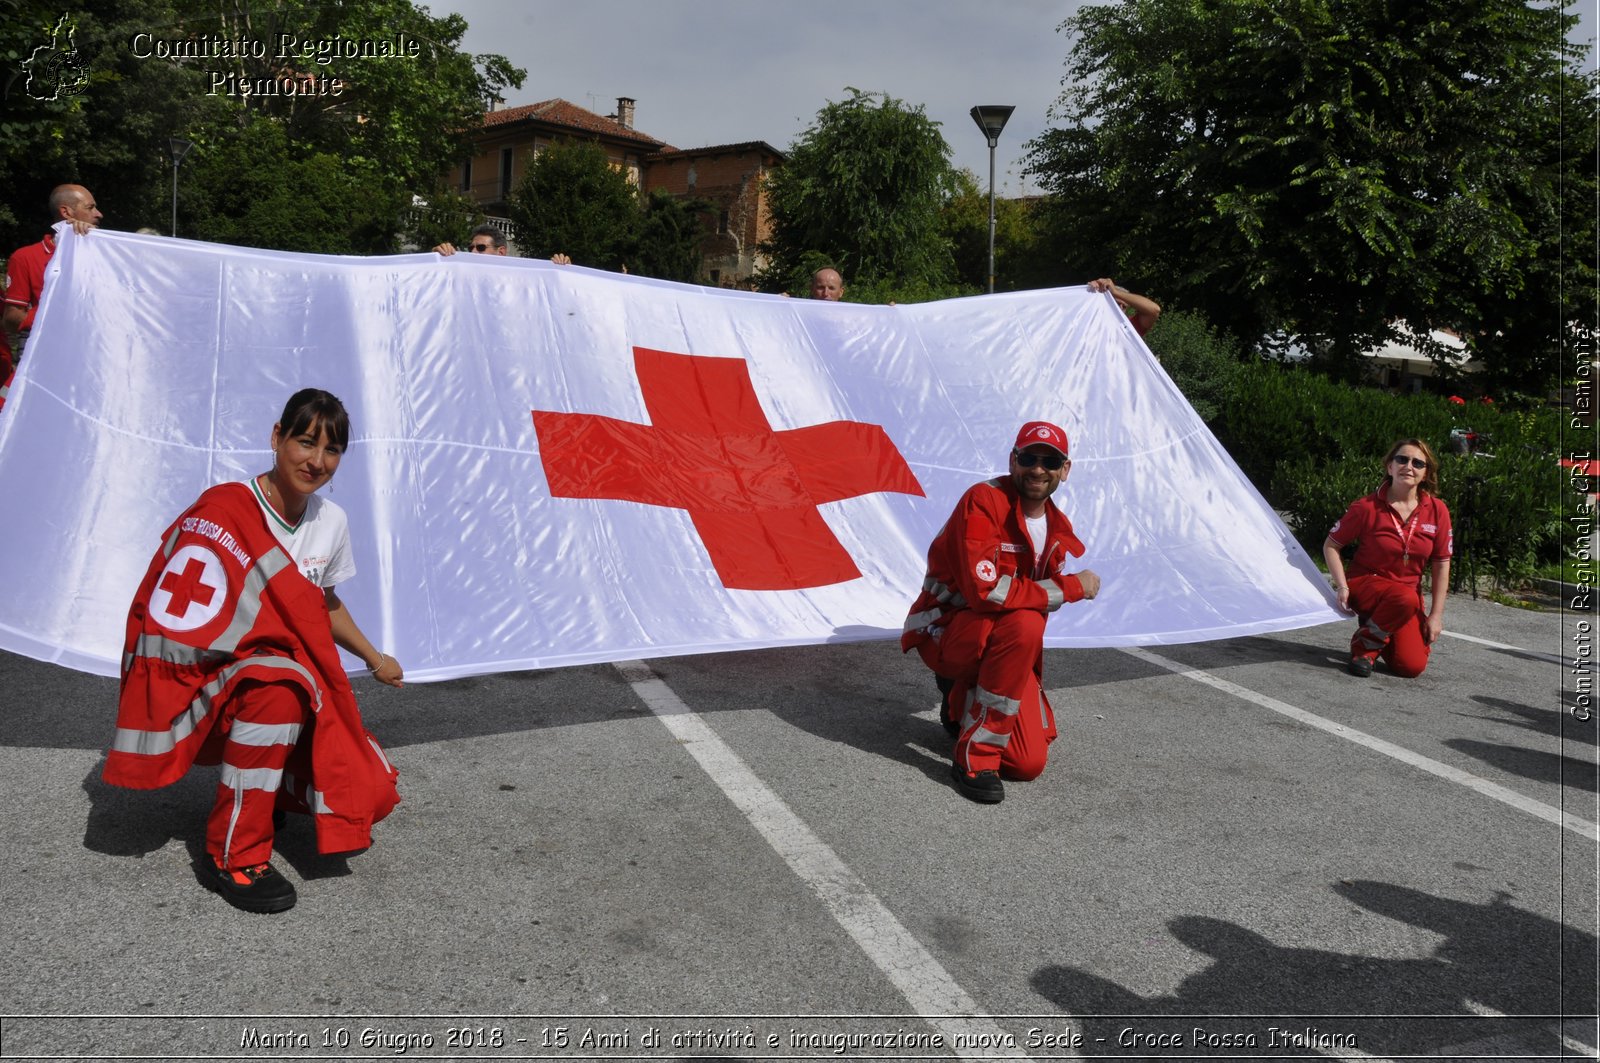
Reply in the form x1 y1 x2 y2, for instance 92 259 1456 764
1014 421 1069 457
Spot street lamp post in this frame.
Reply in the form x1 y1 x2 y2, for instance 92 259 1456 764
968 105 1014 294
169 138 194 237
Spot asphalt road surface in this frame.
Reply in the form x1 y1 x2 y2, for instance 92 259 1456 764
2 592 1594 1061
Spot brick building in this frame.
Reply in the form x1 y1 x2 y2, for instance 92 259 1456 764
642 141 784 288
451 96 783 286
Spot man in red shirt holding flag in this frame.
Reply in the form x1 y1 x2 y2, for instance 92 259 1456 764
902 422 1100 804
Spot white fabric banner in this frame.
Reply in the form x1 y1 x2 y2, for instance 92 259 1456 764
0 227 1340 681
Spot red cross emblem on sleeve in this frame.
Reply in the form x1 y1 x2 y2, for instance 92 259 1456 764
533 347 924 591
150 545 227 631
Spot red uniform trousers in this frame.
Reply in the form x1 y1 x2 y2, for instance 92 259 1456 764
920 608 1057 780
206 681 309 869
1348 573 1431 678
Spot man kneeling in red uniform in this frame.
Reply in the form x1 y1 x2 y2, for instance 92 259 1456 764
902 422 1100 803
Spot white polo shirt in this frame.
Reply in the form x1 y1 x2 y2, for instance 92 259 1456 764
246 478 356 589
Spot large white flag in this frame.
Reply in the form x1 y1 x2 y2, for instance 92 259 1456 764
0 228 1339 681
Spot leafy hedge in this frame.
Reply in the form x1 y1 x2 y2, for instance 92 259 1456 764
1193 359 1573 588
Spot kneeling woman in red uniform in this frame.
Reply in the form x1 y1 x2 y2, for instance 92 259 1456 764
104 389 402 913
1322 438 1452 678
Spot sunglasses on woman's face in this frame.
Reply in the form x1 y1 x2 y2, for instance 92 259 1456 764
1013 450 1066 471
1391 455 1428 469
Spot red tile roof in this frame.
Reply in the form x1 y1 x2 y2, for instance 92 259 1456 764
482 98 672 150
646 140 787 163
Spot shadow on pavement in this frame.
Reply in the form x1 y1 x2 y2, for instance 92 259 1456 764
1030 880 1595 1056
1442 737 1599 792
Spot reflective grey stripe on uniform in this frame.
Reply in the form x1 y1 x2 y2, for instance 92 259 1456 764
904 607 945 632
1044 582 1065 611
971 724 1012 749
229 721 303 747
924 578 959 604
282 771 332 814
975 684 1021 717
124 633 229 673
985 574 1013 605
209 548 293 656
162 523 183 559
111 654 321 757
985 478 1006 489
366 736 393 774
220 764 284 792
122 543 293 673
1356 620 1390 650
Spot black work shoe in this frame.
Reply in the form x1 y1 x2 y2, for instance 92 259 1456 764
935 675 958 738
951 762 1005 803
201 855 297 913
1347 655 1375 678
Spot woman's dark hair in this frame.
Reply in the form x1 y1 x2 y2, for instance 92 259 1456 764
277 388 350 449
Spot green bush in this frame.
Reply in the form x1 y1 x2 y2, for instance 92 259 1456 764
1209 360 1570 588
1143 310 1241 423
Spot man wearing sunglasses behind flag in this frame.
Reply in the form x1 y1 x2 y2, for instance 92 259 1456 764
902 422 1100 804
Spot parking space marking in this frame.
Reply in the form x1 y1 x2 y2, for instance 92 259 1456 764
1118 647 1599 842
615 660 1035 1058
1442 629 1571 667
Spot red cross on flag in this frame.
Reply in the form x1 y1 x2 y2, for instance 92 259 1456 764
0 230 1342 682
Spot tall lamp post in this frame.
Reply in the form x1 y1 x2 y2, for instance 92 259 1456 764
969 105 1014 293
169 138 194 237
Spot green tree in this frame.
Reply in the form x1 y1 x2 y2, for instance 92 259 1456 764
632 188 710 283
1025 0 1597 388
182 119 380 253
509 138 639 269
761 88 959 295
0 0 521 254
942 168 1048 292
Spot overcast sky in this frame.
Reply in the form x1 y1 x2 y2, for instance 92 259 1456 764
435 0 1598 193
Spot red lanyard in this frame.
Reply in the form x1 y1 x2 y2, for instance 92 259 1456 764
1389 504 1421 563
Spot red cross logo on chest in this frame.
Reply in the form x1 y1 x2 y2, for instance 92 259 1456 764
533 347 924 590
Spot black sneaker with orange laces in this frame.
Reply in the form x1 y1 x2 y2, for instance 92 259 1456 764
202 854 297 913
950 762 1005 804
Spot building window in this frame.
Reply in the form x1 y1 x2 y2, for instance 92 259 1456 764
500 148 515 199
461 159 472 192
709 269 721 287
718 209 730 235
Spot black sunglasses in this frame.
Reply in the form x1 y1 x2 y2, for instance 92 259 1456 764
1013 450 1066 471
1391 455 1428 469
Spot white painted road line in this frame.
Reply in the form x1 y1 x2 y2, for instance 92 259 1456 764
1442 629 1572 667
615 660 1036 1059
1119 647 1600 842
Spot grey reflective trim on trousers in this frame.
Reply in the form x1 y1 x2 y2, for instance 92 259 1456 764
986 574 1013 605
1044 582 1065 611
975 684 1021 717
229 721 303 747
283 771 332 814
971 724 1012 749
904 607 944 633
1356 620 1390 650
220 764 285 792
111 655 321 757
210 548 293 656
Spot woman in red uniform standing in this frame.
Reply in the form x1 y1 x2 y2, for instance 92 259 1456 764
1323 439 1452 677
